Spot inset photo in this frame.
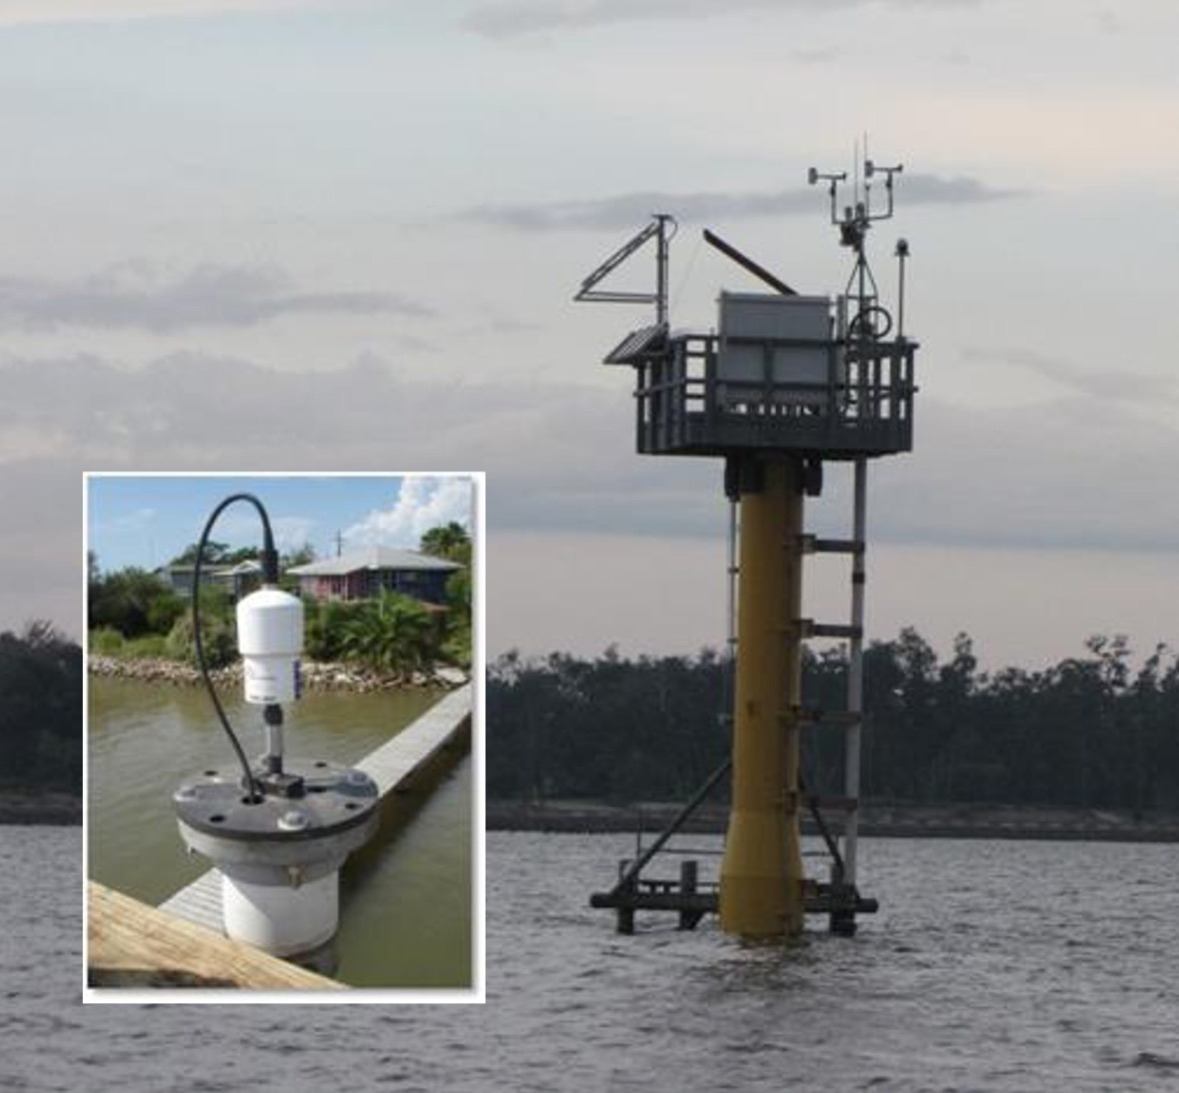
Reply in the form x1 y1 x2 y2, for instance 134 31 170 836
84 473 482 1001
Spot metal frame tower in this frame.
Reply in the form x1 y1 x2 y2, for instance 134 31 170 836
582 155 917 939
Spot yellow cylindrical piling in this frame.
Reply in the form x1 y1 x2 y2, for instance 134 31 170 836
719 456 806 939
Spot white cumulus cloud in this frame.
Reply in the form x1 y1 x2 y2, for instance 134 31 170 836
343 476 472 550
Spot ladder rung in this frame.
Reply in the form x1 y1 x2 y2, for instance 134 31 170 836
796 709 861 728
813 537 864 555
799 620 863 640
797 535 865 555
805 796 859 814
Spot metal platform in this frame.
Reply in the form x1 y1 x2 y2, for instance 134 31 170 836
586 755 878 936
622 332 915 459
589 873 878 935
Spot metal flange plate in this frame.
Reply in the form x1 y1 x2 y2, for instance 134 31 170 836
173 758 378 843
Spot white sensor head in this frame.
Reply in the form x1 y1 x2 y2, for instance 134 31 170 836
235 587 303 704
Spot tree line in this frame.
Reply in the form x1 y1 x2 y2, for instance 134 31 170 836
87 522 472 676
488 629 1179 816
0 622 81 794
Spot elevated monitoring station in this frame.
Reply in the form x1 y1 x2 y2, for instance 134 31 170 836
583 156 917 939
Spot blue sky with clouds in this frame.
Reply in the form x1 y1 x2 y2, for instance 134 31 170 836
3 0 1179 667
87 474 473 573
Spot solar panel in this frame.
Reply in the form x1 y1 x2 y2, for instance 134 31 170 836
603 323 669 365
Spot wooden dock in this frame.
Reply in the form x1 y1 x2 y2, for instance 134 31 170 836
88 881 342 990
89 683 472 988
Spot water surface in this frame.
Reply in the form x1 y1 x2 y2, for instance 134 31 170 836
87 677 471 988
8 825 1179 1090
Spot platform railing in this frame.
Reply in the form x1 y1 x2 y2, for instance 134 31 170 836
634 334 915 456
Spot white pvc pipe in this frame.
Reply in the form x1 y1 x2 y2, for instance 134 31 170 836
221 871 338 957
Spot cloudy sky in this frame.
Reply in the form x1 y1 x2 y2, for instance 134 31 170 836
4 0 1178 669
87 474 473 572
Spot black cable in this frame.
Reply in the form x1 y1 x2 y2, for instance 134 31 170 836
192 492 278 801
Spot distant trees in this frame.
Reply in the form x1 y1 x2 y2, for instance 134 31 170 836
487 629 1179 813
488 647 729 803
168 541 316 570
0 622 81 793
169 540 239 566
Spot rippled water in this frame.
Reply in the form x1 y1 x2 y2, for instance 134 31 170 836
6 827 1179 1091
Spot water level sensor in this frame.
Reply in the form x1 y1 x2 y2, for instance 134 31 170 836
171 492 379 962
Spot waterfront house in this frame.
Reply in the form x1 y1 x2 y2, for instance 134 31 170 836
157 559 262 600
287 546 461 605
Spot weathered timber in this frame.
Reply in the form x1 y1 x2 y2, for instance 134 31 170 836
87 881 342 990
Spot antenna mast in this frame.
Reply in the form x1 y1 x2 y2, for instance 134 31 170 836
808 151 904 342
574 214 677 325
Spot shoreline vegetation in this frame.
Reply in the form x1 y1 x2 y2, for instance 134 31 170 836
87 654 469 692
487 634 1179 847
0 791 80 826
487 798 1179 843
13 790 1179 840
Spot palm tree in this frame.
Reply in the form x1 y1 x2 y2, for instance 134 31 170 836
419 522 470 561
340 590 438 677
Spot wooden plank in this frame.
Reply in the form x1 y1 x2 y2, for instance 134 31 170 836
88 881 343 990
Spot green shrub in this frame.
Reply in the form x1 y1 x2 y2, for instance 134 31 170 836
339 590 439 676
305 598 366 662
122 633 170 659
166 613 236 668
89 628 125 657
441 629 471 669
193 585 233 625
88 567 175 638
146 591 187 635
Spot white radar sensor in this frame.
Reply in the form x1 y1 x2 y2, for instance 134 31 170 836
235 587 304 704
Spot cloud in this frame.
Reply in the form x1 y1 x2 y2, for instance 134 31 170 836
868 393 1179 553
458 175 1025 232
0 262 429 334
0 1 344 28
271 515 318 553
88 505 156 538
343 477 473 549
3 347 1178 637
963 346 1179 407
463 0 976 37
